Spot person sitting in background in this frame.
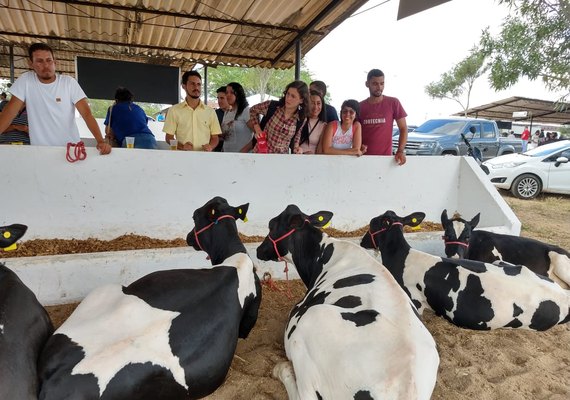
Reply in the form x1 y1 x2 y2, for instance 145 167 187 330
104 87 157 149
0 92 8 112
309 80 338 122
214 86 229 152
221 82 253 153
248 80 309 154
320 99 362 157
298 90 327 154
0 105 29 145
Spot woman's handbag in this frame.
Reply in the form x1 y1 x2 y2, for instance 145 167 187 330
105 105 119 147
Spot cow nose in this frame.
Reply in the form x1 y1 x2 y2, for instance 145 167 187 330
186 230 197 248
256 239 273 261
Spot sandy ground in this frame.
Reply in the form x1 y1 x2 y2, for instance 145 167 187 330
29 194 570 398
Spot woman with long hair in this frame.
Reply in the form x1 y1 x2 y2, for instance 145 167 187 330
248 80 309 154
221 82 253 152
321 99 362 156
298 90 327 154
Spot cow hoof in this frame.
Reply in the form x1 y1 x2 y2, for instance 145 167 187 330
273 361 294 381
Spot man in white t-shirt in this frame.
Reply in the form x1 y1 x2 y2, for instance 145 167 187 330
0 43 111 154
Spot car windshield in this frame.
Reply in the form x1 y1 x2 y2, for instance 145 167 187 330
414 120 467 135
523 140 570 157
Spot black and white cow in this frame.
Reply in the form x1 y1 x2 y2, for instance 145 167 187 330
257 205 439 400
38 197 261 400
441 209 570 289
0 224 54 400
361 210 570 331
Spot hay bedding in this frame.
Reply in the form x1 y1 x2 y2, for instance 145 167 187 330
11 221 570 399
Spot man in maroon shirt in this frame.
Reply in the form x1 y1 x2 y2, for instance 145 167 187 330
360 69 408 165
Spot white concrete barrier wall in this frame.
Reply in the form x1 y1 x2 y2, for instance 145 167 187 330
0 146 519 239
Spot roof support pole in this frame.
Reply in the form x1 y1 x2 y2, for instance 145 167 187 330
294 40 301 81
9 45 15 83
203 64 208 105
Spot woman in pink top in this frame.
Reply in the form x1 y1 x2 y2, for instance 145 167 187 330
321 99 362 156
299 90 327 154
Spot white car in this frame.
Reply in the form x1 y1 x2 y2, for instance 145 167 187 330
483 140 570 199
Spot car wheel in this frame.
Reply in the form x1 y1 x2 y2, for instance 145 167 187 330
511 174 542 199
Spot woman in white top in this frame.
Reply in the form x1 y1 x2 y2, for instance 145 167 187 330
299 90 327 154
321 99 362 156
221 82 254 152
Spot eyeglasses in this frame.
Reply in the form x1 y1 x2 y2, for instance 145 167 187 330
341 109 356 115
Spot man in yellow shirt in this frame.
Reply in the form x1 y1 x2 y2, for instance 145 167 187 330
163 71 221 151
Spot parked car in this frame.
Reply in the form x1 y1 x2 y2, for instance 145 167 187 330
393 118 523 161
392 125 418 136
483 140 570 199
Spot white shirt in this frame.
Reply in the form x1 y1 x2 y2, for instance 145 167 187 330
10 71 87 146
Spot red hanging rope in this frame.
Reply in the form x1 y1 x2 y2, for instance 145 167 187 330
66 141 87 163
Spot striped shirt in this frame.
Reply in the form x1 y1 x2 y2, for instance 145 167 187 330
0 108 29 144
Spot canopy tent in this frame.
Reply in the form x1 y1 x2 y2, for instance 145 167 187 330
0 0 452 81
454 96 570 125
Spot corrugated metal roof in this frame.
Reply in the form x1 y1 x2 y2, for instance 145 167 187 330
455 97 570 125
0 0 369 79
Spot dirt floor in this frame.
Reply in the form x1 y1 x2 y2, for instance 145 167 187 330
31 192 570 398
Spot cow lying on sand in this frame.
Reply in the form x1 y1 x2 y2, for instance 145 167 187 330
39 197 261 399
0 224 53 400
257 205 439 400
441 209 570 289
361 210 570 331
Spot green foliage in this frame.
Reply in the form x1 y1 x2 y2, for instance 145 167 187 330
425 48 488 114
203 63 315 103
87 99 163 118
480 0 569 99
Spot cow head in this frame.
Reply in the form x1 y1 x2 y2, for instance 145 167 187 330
361 211 425 250
440 209 480 258
256 205 333 287
0 224 28 251
186 197 249 264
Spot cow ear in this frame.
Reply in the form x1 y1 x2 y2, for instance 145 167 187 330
308 211 333 229
441 209 449 225
404 212 425 227
470 213 480 228
234 203 249 222
289 214 306 229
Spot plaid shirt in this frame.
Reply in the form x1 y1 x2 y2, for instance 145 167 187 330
249 101 304 154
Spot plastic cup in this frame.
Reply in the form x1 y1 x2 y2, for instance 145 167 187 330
170 139 178 150
125 137 135 149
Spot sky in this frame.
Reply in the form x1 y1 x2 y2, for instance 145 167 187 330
304 0 564 125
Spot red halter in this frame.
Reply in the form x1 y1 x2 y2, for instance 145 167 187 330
442 236 470 248
367 222 402 249
66 141 87 163
193 214 236 252
266 219 309 284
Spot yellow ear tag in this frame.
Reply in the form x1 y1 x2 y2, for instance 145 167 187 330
322 221 331 229
318 215 324 221
411 217 420 231
238 208 242 214
3 231 11 239
211 209 215 215
412 218 417 223
3 243 17 252
243 216 248 223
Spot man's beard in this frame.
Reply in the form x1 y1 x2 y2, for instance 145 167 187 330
189 94 200 99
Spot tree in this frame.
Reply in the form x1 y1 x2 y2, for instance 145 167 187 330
86 99 163 119
479 0 569 103
425 48 488 115
204 63 314 102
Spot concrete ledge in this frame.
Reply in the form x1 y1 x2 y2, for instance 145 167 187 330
4 232 447 306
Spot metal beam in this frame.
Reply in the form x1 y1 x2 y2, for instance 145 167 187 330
0 31 274 63
52 0 300 33
272 0 343 64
